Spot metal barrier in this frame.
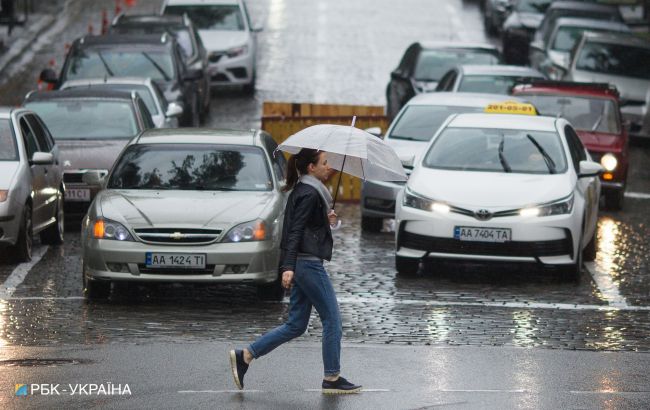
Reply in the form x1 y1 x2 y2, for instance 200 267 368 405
261 101 389 202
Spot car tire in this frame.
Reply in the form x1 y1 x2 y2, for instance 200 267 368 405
257 277 284 301
604 190 624 211
243 71 256 95
562 235 583 282
583 229 597 262
361 215 383 232
83 262 110 300
11 203 33 263
40 190 64 245
396 255 419 277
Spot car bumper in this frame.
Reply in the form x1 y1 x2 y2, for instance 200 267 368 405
83 238 279 284
0 211 19 247
395 202 580 266
207 52 254 86
361 180 406 219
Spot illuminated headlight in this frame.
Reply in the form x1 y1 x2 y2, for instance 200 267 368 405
223 219 267 242
402 187 449 213
600 153 618 172
226 45 248 58
93 219 134 241
519 194 574 217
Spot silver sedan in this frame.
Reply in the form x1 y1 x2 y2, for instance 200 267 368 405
81 128 288 300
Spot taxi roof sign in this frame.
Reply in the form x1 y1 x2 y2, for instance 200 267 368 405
484 101 538 115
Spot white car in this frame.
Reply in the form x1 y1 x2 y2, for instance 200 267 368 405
395 110 603 279
162 0 260 93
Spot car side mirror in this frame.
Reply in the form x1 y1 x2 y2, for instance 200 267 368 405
578 160 604 178
39 68 58 84
364 127 382 138
31 152 54 165
165 102 184 118
183 68 203 81
82 170 106 187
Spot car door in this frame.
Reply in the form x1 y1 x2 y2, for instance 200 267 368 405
18 115 48 229
26 114 60 225
565 125 598 241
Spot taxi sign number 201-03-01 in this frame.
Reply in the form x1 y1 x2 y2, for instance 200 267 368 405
454 226 511 243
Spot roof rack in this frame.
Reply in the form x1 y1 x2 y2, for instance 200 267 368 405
512 79 619 97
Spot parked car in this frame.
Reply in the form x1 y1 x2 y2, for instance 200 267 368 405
23 89 155 217
435 65 544 94
0 108 64 262
39 33 204 126
60 77 183 129
501 0 552 65
394 108 603 279
512 80 629 210
361 92 525 232
385 42 502 119
529 17 629 79
80 128 288 301
109 13 211 121
564 32 650 139
162 0 261 93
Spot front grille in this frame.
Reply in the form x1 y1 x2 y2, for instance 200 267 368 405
134 228 222 244
399 231 572 258
137 264 216 275
228 67 247 79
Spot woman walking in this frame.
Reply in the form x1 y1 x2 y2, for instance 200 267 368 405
229 148 361 394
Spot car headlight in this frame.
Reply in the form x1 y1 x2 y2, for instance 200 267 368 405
0 190 7 202
223 219 267 242
600 153 618 172
402 187 449 213
519 194 574 217
92 219 134 241
226 45 248 58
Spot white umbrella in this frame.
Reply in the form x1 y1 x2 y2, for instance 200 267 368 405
277 117 407 206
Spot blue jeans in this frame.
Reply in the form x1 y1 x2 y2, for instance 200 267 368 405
248 259 342 376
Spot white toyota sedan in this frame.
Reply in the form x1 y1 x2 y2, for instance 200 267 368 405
395 110 603 279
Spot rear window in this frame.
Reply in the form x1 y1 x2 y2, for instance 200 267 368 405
0 119 18 160
458 75 539 94
63 84 159 115
576 41 650 80
389 105 483 142
552 26 626 52
25 100 139 139
164 5 244 31
65 49 175 82
414 50 499 81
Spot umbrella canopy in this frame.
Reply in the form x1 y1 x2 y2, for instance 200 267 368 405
277 123 407 182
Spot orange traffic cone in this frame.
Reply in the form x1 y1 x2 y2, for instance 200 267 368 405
101 9 108 35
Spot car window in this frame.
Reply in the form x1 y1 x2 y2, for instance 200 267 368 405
516 0 551 13
25 100 139 139
262 135 286 181
137 99 155 129
436 70 457 91
19 117 40 159
389 105 483 142
0 119 18 161
33 115 56 150
172 28 196 60
97 84 160 115
521 95 620 134
575 41 650 80
26 114 52 151
458 75 536 94
164 5 245 31
65 49 176 82
552 26 625 52
414 50 499 81
423 127 568 174
108 144 273 191
564 125 587 172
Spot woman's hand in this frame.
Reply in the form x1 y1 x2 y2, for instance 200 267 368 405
282 270 294 289
328 209 338 226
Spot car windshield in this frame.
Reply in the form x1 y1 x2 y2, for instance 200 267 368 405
65 49 175 82
108 144 272 191
575 41 650 80
516 0 551 13
521 95 620 134
113 26 195 60
0 119 18 161
458 75 537 94
164 5 244 31
389 105 483 141
25 100 138 139
423 127 568 174
65 84 159 115
552 26 623 52
414 50 499 81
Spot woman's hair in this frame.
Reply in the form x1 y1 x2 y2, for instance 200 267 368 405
283 148 321 192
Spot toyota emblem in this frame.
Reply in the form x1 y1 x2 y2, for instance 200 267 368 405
474 209 492 221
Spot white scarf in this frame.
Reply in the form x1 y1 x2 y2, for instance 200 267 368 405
299 174 333 210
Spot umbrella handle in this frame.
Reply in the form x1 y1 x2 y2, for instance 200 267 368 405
332 153 346 208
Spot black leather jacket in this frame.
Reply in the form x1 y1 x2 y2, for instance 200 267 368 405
279 182 333 272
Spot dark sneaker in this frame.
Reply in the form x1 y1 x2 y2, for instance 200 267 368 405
321 376 362 394
229 349 249 390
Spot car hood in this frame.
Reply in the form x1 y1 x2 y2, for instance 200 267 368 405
0 161 19 189
408 168 572 208
57 139 130 171
198 30 250 52
99 190 274 229
571 70 650 102
385 138 431 167
576 130 626 154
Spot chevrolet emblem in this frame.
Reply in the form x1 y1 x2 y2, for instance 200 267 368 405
170 232 184 240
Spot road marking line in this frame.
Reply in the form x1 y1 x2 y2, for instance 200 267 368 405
4 296 84 301
584 262 628 308
305 388 390 392
624 192 650 199
178 390 264 394
0 245 48 299
439 389 527 393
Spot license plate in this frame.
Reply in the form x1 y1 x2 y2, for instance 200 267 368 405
65 188 90 202
454 226 511 243
145 252 206 269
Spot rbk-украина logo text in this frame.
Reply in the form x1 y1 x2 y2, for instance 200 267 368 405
15 383 131 396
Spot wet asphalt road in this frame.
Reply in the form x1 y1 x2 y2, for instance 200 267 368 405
1 0 650 408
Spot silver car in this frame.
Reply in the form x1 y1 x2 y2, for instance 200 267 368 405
81 128 288 300
564 32 650 139
0 108 64 262
435 65 544 94
361 93 525 232
60 77 183 128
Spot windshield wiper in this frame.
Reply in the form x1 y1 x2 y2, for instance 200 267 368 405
498 134 512 173
97 51 114 76
526 134 556 174
142 52 171 81
389 135 420 141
